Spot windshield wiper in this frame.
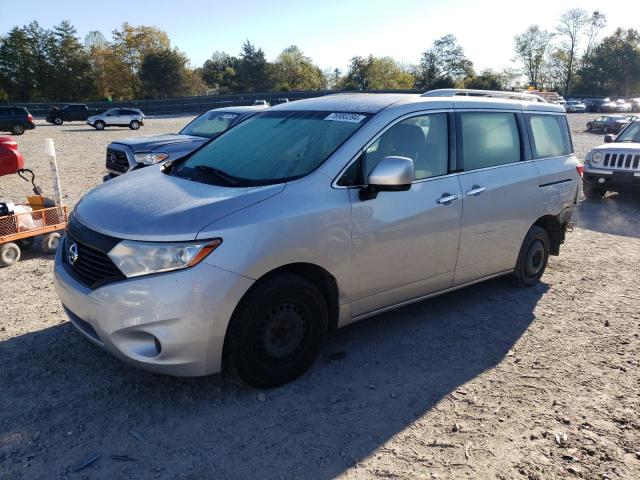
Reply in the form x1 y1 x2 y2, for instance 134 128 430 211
194 165 240 186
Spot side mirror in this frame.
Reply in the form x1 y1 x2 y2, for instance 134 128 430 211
359 156 414 201
604 134 615 143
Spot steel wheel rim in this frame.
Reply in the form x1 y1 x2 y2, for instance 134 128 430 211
525 240 545 278
253 301 309 368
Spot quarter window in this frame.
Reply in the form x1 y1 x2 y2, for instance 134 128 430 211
526 114 572 158
460 112 521 170
364 113 449 180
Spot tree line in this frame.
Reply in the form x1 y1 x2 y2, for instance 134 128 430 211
0 9 638 103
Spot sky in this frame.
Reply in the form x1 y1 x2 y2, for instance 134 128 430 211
2 0 640 73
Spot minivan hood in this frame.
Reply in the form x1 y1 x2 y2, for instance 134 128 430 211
112 134 207 153
74 167 285 241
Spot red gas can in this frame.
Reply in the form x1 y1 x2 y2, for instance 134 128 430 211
0 136 25 176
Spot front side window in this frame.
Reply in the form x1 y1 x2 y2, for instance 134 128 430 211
180 111 240 138
363 113 449 180
460 112 521 170
173 111 371 186
526 114 572 158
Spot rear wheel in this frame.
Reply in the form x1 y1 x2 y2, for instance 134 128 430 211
129 120 140 130
583 181 606 200
41 232 61 254
11 124 25 135
512 226 550 288
603 126 611 134
586 123 592 131
53 117 63 126
0 243 21 267
94 120 105 130
17 237 35 250
223 273 328 389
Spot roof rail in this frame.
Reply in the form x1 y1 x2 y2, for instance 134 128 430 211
421 89 547 103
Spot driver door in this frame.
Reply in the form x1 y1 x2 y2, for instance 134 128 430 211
345 112 463 318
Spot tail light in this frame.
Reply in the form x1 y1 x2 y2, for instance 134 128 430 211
576 164 584 178
27 114 34 123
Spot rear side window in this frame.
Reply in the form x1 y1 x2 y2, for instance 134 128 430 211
526 114 572 158
460 112 521 170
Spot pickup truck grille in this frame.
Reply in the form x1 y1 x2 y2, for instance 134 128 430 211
106 148 130 173
603 152 640 171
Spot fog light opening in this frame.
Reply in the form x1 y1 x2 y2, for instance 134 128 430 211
598 177 605 184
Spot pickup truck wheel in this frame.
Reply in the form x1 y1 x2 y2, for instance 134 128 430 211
53 117 63 125
11 124 25 135
512 226 549 288
129 120 140 130
41 232 61 254
583 181 606 200
223 273 328 389
0 243 21 267
94 120 105 130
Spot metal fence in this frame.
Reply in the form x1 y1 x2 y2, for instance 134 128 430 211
2 89 420 118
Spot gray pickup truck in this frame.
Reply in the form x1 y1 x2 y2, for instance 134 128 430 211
104 105 268 180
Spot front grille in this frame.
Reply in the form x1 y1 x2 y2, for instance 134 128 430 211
63 216 126 289
106 148 130 173
602 152 640 171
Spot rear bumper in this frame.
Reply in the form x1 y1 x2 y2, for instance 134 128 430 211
53 243 254 376
583 170 640 192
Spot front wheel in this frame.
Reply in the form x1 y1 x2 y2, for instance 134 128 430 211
94 120 105 130
603 126 610 134
53 117 63 126
129 120 140 130
583 181 606 200
223 273 328 389
586 123 592 131
11 124 25 135
0 242 21 267
512 226 550 288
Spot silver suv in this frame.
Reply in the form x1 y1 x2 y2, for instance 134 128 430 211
583 121 640 198
87 108 145 130
54 91 580 388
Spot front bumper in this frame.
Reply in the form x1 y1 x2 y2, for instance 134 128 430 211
583 169 640 192
54 244 254 376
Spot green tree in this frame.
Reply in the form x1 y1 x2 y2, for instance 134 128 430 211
140 48 189 98
235 40 271 92
342 55 414 90
270 46 326 90
556 8 590 95
201 51 238 93
415 35 474 90
463 69 508 90
49 21 95 100
514 25 554 89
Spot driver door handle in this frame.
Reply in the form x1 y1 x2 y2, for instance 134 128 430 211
465 186 486 196
436 193 460 205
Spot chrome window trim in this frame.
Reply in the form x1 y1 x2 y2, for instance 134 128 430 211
331 109 454 189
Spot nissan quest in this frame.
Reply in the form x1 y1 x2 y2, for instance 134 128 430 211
54 90 581 388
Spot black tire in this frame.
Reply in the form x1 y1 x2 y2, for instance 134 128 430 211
53 117 63 126
223 273 328 389
586 123 592 131
17 237 35 250
94 120 105 130
583 181 606 200
0 242 21 267
512 226 550 288
603 126 610 134
41 232 61 254
129 120 140 130
11 124 25 135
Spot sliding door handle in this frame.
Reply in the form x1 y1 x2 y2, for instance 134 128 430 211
465 186 486 196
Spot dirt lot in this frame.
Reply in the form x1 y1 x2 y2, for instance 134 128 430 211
0 113 638 480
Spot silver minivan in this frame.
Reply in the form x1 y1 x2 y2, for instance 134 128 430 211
54 91 581 388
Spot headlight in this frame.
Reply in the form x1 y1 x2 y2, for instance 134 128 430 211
108 239 222 278
591 151 603 163
134 152 169 165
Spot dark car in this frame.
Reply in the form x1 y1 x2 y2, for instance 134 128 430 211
0 106 36 135
46 104 101 125
586 98 617 113
104 105 268 179
586 115 630 134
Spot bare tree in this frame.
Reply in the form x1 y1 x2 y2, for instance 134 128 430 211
585 11 607 59
556 8 590 95
514 25 554 88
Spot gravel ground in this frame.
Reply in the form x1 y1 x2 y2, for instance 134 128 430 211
0 113 638 480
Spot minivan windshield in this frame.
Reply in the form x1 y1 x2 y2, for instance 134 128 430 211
172 110 371 186
616 122 640 143
180 111 240 138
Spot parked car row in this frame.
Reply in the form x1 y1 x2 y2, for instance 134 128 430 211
54 89 582 388
586 115 640 134
582 97 639 113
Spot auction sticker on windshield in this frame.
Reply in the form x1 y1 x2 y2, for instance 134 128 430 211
325 113 367 123
221 114 239 119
